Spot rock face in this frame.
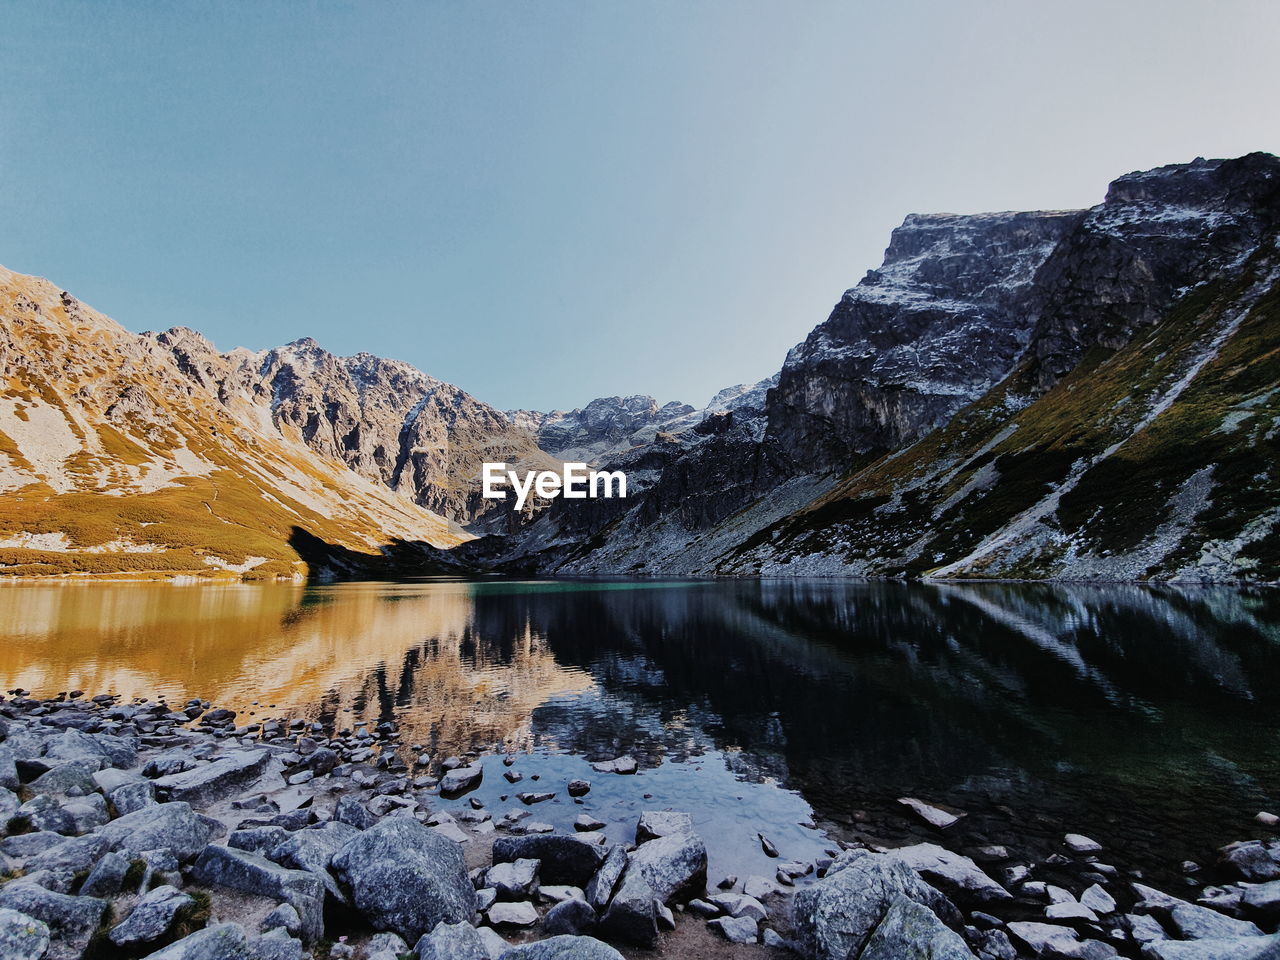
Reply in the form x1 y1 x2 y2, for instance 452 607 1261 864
508 395 701 465
768 209 1082 472
329 818 475 943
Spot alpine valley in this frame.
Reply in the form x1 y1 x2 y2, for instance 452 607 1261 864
3 151 1280 583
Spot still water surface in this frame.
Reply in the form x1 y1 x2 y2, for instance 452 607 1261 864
1 578 1276 883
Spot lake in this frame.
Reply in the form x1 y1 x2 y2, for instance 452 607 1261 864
1 577 1276 887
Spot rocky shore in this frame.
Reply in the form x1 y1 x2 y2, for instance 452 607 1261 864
0 691 1277 960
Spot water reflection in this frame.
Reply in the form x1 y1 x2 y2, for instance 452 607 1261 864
1 578 1277 876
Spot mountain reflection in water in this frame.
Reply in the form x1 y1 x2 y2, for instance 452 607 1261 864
1 578 1276 875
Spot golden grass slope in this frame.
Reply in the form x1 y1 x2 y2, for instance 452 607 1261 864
0 264 471 579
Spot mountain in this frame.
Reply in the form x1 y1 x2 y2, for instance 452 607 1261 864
499 153 1280 583
0 267 483 579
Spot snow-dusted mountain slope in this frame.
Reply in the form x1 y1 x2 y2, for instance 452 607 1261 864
496 153 1280 583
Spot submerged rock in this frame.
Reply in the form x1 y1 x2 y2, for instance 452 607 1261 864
898 797 965 830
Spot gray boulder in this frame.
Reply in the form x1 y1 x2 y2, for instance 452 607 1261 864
1220 842 1280 883
860 895 977 959
0 747 19 791
16 795 76 835
261 903 301 936
486 858 541 900
635 811 694 843
28 834 108 874
0 883 107 960
29 762 97 796
543 897 598 937
585 844 627 910
330 817 475 943
792 850 945 960
333 795 376 831
110 884 194 947
894 843 1012 904
0 907 50 960
46 728 136 769
1141 936 1280 960
191 845 324 942
230 826 292 856
139 923 252 960
709 915 759 944
95 801 214 862
153 750 271 807
498 935 625 959
1243 880 1280 919
80 850 132 897
60 794 110 834
414 920 488 960
627 830 707 903
440 764 483 795
246 929 304 960
493 835 607 887
110 780 158 815
599 870 659 947
267 821 358 904
144 750 199 779
1168 903 1263 940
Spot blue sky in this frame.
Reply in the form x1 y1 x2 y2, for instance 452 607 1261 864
2 1 1277 411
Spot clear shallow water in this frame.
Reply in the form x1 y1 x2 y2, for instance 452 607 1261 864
1 578 1277 883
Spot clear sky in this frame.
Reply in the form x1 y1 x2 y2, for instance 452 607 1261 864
2 1 1277 412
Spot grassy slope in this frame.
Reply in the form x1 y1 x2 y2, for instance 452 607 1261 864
726 249 1280 582
0 268 466 579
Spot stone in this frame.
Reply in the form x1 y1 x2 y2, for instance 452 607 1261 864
153 750 271 807
262 902 302 936
16 795 76 835
972 929 1017 960
743 875 779 900
688 898 720 917
498 936 625 960
1008 921 1084 956
333 795 376 830
476 889 498 912
28 833 108 874
247 929 304 960
230 826 292 856
792 849 949 960
487 901 538 927
429 821 470 844
367 932 408 956
109 779 158 815
1081 883 1117 915
30 761 97 796
0 832 64 858
440 764 483 795
191 845 325 942
1168 903 1263 940
0 883 107 959
599 871 659 946
110 884 194 947
1220 841 1280 882
493 834 607 887
267 821 358 904
518 791 556 804
709 915 759 944
475 926 508 960
627 830 708 903
1065 834 1104 855
895 843 1012 904
1140 937 1280 960
543 897 598 936
330 817 475 943
590 757 637 775
1242 879 1280 918
486 858 540 900
636 811 693 843
61 794 110 833
1046 901 1100 922
80 849 131 897
709 893 767 921
1256 812 1280 828
0 907 50 960
898 797 965 830
139 922 252 959
539 885 585 904
143 749 198 778
414 920 488 960
585 844 628 910
575 814 606 832
1126 913 1167 944
95 801 215 862
567 780 591 797
860 895 975 960
48 728 136 769
656 901 675 930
